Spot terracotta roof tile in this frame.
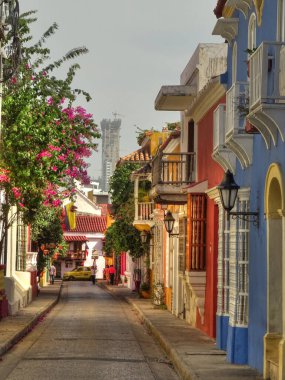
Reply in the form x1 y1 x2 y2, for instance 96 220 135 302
66 215 107 233
64 235 88 242
118 147 151 165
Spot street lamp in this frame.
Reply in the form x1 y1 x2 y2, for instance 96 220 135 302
164 210 179 236
217 170 259 227
140 230 148 244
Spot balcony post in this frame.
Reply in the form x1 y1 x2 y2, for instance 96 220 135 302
134 176 139 221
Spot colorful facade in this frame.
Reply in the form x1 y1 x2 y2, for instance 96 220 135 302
211 0 285 377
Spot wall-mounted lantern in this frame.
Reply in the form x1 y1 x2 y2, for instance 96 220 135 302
217 170 259 227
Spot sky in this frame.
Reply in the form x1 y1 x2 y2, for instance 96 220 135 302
21 1 222 179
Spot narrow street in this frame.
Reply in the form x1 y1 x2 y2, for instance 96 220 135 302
0 282 178 380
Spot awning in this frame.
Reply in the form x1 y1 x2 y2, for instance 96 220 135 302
64 235 88 242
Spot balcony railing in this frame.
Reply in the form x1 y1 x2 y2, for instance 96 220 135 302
213 104 226 151
226 81 249 136
66 251 86 260
135 202 154 221
249 41 285 109
152 152 195 187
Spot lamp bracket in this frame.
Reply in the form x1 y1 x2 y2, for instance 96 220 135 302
229 211 259 227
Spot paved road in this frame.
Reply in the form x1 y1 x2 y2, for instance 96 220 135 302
0 282 178 380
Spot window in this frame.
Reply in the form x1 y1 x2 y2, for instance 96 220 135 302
278 0 285 41
188 194 207 270
232 42 237 84
178 217 187 273
248 13 256 52
16 213 27 271
228 198 249 326
217 205 230 316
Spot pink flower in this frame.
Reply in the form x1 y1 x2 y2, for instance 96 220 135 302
0 174 9 183
47 97 54 105
18 202 25 208
51 166 58 172
48 145 61 152
36 150 52 159
52 199 61 207
58 155 66 162
42 71 47 76
12 187 21 199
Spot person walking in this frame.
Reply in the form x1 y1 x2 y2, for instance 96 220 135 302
49 264 56 285
91 265 96 285
104 265 110 284
109 265 116 285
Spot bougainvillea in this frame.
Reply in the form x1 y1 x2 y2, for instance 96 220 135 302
0 11 100 259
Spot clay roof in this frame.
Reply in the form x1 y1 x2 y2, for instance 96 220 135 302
214 0 227 18
66 215 107 233
64 235 88 242
118 147 151 165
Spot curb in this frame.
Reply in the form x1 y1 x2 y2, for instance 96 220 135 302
126 298 198 380
0 282 63 357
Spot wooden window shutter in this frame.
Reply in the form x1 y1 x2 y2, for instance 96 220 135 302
188 193 207 270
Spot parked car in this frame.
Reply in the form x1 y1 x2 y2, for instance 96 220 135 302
63 266 92 281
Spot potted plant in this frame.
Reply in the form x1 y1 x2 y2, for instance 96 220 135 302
245 118 259 134
236 93 259 134
140 282 150 299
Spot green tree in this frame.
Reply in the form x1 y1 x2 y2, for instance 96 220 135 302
106 162 144 258
0 11 100 260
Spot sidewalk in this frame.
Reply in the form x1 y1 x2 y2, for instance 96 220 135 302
102 283 263 380
0 280 62 357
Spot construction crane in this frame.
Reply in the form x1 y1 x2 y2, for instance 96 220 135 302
112 112 125 119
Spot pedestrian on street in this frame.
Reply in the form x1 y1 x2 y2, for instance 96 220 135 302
49 264 56 285
103 265 110 284
91 265 96 285
109 265 116 285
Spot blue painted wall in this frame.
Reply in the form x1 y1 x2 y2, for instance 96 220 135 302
224 1 280 373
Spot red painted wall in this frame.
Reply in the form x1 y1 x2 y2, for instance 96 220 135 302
120 252 126 275
195 96 225 338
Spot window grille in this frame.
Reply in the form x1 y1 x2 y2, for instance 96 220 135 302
217 204 230 316
178 217 187 272
228 199 249 327
16 213 26 271
223 217 230 314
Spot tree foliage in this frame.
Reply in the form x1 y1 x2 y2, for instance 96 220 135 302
0 11 100 259
106 163 144 258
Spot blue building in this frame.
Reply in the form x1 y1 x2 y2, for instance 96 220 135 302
211 1 285 378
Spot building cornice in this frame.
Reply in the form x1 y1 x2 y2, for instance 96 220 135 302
186 77 226 123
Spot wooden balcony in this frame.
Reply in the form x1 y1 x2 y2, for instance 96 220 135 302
225 82 253 168
66 251 87 260
248 41 285 148
133 201 154 231
150 152 195 205
212 104 236 173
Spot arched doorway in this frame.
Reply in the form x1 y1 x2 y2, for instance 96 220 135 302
264 163 285 379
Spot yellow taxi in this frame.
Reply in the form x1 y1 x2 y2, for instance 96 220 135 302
63 266 92 281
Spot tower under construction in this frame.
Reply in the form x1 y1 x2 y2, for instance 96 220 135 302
100 118 121 192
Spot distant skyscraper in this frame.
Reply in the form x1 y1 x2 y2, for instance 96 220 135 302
100 118 121 192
